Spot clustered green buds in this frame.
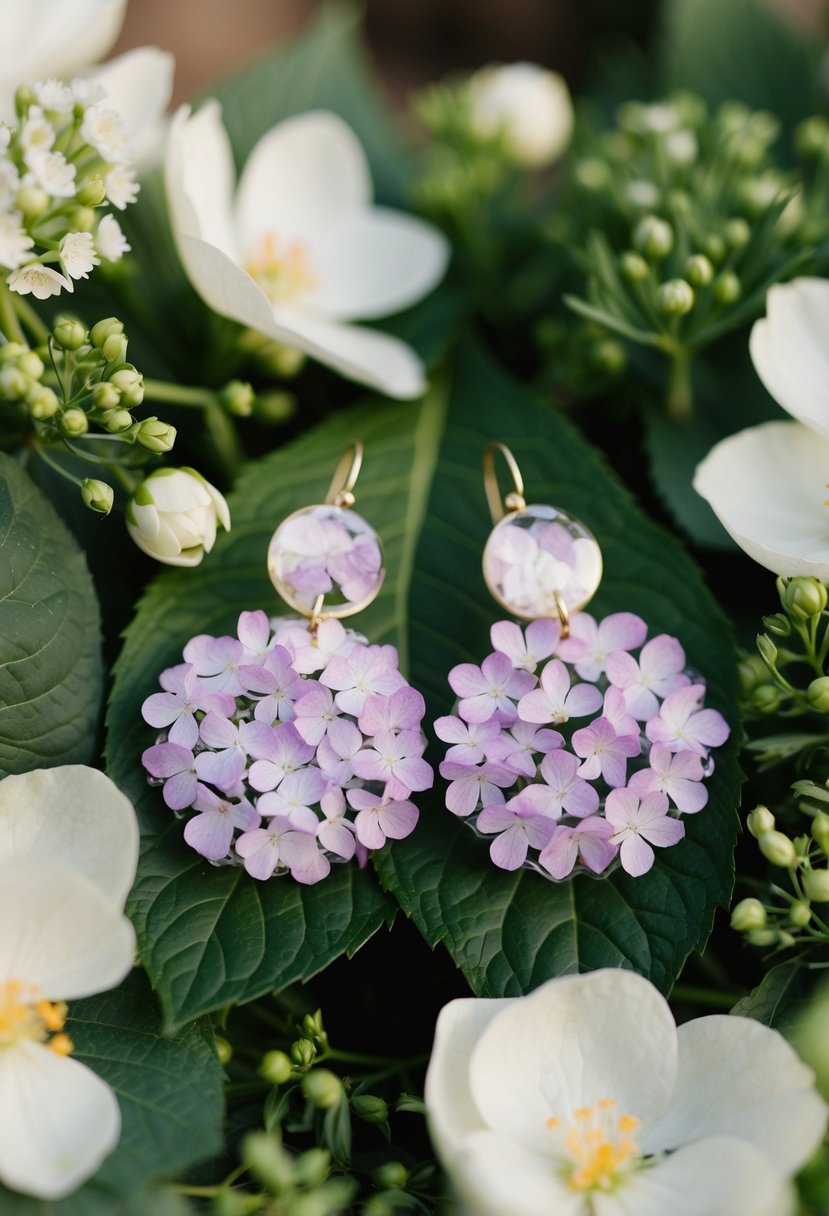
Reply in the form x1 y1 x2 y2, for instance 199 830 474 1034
744 577 829 725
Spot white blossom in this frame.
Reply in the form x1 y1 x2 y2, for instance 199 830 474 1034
126 467 231 567
95 212 130 261
8 262 72 299
60 231 99 281
0 211 34 270
24 148 75 197
104 165 139 210
467 61 574 167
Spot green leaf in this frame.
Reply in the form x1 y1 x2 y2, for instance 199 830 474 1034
731 957 817 1031
659 0 820 139
0 453 102 775
0 969 218 1212
212 1 411 207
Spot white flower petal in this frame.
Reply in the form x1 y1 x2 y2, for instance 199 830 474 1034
693 420 829 579
425 996 513 1157
0 766 138 910
166 102 239 261
88 46 174 163
0 1040 120 1200
143 468 211 513
593 1136 795 1216
750 278 829 437
0 859 134 999
235 110 372 250
468 970 678 1156
447 1130 585 1216
642 1014 827 1174
308 206 449 321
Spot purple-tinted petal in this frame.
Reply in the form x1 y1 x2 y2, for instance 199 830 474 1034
378 799 419 840
143 741 193 779
490 825 529 870
198 711 238 750
563 683 604 718
184 809 235 860
162 769 198 810
194 747 247 791
599 612 648 653
619 833 655 876
142 691 185 729
448 662 489 699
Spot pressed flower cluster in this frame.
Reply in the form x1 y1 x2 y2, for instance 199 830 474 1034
141 610 433 883
0 76 134 299
270 506 383 612
437 611 730 879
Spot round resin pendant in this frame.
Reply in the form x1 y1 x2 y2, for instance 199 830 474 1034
482 505 603 622
267 503 385 619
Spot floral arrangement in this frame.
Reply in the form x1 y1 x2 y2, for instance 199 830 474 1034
5 0 829 1212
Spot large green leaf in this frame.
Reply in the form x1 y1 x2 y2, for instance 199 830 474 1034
659 0 820 140
111 334 740 1024
0 453 102 775
0 969 218 1212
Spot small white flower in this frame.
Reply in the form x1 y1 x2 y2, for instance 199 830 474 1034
0 211 34 270
426 969 827 1216
95 212 130 261
165 104 449 400
60 231 99 281
666 128 698 165
81 104 130 164
34 79 75 112
126 466 231 567
8 262 72 299
19 106 55 157
104 165 139 210
695 278 829 579
70 78 106 108
25 148 76 198
467 61 574 168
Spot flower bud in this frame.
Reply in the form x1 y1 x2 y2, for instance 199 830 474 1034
301 1068 343 1109
789 901 812 928
657 279 694 316
620 251 650 282
634 215 674 259
77 174 106 207
14 84 35 115
27 386 60 420
783 577 828 619
762 614 791 637
102 333 129 364
703 233 726 264
214 1036 233 1066
751 684 780 714
796 116 829 159
101 408 134 433
724 218 750 249
260 1049 293 1085
294 1147 331 1189
591 339 626 375
59 408 89 437
747 805 776 837
92 382 122 410
0 342 27 365
53 318 87 351
713 272 741 305
90 317 124 349
219 379 254 417
0 366 27 399
14 185 49 219
574 158 611 190
372 1162 409 1190
290 1038 316 1068
747 927 779 947
126 467 230 567
803 869 829 902
758 830 797 868
686 254 714 287
756 634 777 668
135 416 175 453
813 813 829 854
807 677 829 713
109 367 144 407
738 654 768 694
352 1094 389 1124
17 351 43 380
243 1130 295 1193
730 898 767 932
80 478 114 515
466 62 574 168
69 206 96 232
254 391 295 424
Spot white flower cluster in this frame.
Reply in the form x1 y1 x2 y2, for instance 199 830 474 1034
0 78 135 299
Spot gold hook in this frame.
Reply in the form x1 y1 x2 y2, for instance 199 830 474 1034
483 442 527 524
325 441 364 508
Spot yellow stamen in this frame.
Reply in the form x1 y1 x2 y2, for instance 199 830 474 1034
49 1033 74 1056
0 980 73 1055
245 231 319 305
547 1098 642 1193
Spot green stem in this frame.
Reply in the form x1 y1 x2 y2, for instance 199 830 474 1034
111 464 141 493
12 294 49 343
143 378 217 409
0 282 25 344
665 346 694 422
33 443 84 488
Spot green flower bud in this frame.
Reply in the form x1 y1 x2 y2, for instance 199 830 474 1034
214 1036 233 1066
803 869 829 902
813 813 829 854
102 333 129 364
80 478 114 515
264 341 305 378
633 215 674 259
135 416 175 453
620 251 650 283
730 898 767 932
77 174 106 207
260 1049 293 1085
657 279 694 315
301 1010 325 1040
90 317 124 349
574 157 611 190
372 1162 409 1190
16 350 43 380
751 684 780 714
92 382 122 410
759 830 797 868
0 366 28 399
59 408 89 437
747 805 776 837
100 408 134 433
27 386 60 420
808 677 829 713
713 272 741 305
783 577 828 619
762 613 791 637
0 343 28 365
301 1068 343 1109
590 339 625 375
243 1130 295 1193
352 1094 389 1124
14 84 35 115
756 634 778 668
724 218 750 249
69 205 96 232
254 391 296 425
14 185 48 219
703 233 726 264
109 367 144 407
213 1191 263 1216
219 379 254 417
747 927 779 947
290 1038 316 1068
52 318 87 351
738 654 768 694
293 1147 330 1189
796 116 829 159
685 254 714 287
789 900 812 928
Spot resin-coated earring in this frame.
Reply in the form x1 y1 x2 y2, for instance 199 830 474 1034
141 442 433 885
435 443 729 883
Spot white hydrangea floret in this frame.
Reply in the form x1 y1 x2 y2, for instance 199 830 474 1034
19 107 56 157
7 262 72 299
60 231 100 281
104 165 139 210
0 211 34 270
95 213 130 262
81 104 130 164
24 148 76 198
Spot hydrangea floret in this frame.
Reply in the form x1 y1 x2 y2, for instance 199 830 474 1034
141 609 433 883
437 611 729 879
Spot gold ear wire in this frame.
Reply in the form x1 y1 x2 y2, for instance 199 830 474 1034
483 442 527 524
325 440 363 508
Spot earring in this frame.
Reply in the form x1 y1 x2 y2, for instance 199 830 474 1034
140 442 433 885
435 442 729 882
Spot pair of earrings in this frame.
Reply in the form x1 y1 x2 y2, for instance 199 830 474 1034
141 442 729 886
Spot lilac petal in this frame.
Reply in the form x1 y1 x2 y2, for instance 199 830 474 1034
360 686 425 735
159 663 191 695
282 834 331 885
539 828 579 879
577 821 617 873
444 774 483 817
238 719 278 760
236 828 280 879
622 684 660 722
539 659 571 702
642 814 685 848
195 747 247 791
525 619 560 660
142 691 185 729
163 770 198 811
688 708 731 750
490 825 529 871
619 833 655 876
326 717 362 760
237 609 271 656
516 689 556 724
477 803 518 833
448 662 489 698
433 715 469 745
168 712 200 750
378 800 418 840
565 780 600 818
355 810 387 849
318 818 356 859
459 692 506 725
600 612 648 653
391 755 433 792
351 748 388 784
605 649 639 690
143 741 193 779
184 810 235 860
198 711 238 750
641 633 686 680
513 784 561 820
563 683 604 718
490 621 525 662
